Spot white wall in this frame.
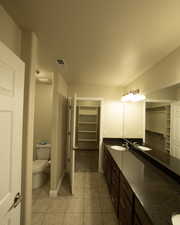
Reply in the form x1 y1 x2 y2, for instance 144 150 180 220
34 82 52 158
147 87 177 101
126 46 180 95
0 5 21 57
51 73 68 192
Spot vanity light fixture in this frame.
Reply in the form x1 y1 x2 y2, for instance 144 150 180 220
121 89 146 102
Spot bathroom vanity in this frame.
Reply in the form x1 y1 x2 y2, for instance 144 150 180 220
103 138 180 225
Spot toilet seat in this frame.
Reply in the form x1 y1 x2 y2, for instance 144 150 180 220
33 160 48 174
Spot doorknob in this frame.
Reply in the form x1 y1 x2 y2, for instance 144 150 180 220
8 193 23 212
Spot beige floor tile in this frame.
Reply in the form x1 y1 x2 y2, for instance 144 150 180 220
33 188 42 199
84 187 100 198
59 186 71 197
98 176 107 187
63 213 83 225
48 198 69 213
73 187 84 198
102 213 119 225
43 213 65 225
66 198 84 213
84 179 99 189
74 182 84 190
32 198 52 213
37 189 49 199
84 213 103 225
32 213 44 225
32 199 37 206
98 184 110 197
84 198 101 213
75 172 85 182
100 198 114 213
33 182 50 200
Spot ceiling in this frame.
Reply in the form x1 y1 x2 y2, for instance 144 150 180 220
2 0 180 87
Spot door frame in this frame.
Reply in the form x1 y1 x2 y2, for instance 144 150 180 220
21 32 38 225
76 97 104 173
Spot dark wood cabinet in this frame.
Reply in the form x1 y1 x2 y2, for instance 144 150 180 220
111 160 120 217
103 146 120 217
134 215 142 225
103 148 112 191
119 174 133 225
103 145 154 225
134 197 153 225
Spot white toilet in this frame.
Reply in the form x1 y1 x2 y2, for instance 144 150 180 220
32 144 51 189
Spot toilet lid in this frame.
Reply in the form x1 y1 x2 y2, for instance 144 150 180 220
33 160 48 173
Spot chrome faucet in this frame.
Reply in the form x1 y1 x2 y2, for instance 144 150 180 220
125 142 129 150
133 142 139 146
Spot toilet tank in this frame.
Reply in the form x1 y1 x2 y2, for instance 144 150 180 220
36 144 51 160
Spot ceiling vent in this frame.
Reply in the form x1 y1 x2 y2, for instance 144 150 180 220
56 59 64 65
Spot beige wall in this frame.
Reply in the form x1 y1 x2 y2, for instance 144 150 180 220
68 84 124 138
0 5 21 57
34 82 53 159
51 73 68 191
147 86 177 101
21 32 38 225
126 46 180 95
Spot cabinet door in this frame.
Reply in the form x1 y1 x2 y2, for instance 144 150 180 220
111 163 120 217
134 215 142 225
103 148 112 191
134 198 153 225
119 188 133 225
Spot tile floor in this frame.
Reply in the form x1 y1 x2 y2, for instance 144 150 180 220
75 151 99 172
32 172 118 225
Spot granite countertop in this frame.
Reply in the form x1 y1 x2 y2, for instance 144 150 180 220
104 141 180 225
130 143 180 180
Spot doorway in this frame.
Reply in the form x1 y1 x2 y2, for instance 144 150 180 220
75 99 102 172
32 77 53 205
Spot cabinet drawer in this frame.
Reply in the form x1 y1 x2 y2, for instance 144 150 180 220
119 191 133 225
120 174 133 203
134 198 153 225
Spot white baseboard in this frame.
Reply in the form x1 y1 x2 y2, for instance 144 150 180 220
49 172 65 198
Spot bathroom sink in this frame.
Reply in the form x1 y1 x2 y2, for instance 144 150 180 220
172 214 180 225
138 146 152 151
110 145 126 151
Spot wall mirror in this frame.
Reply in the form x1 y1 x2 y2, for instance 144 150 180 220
145 83 180 158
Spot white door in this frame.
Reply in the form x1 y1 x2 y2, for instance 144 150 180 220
0 42 24 225
69 94 77 194
171 102 180 158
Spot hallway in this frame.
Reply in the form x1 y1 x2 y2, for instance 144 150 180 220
32 172 118 225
